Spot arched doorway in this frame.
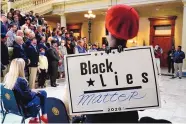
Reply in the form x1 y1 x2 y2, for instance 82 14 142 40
149 16 177 67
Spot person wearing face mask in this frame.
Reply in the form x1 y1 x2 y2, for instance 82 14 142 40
38 48 48 88
58 40 67 78
38 36 48 52
27 38 39 89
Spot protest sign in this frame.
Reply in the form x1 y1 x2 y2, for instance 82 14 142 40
65 46 160 115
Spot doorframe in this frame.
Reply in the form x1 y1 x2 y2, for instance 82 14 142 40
148 16 177 45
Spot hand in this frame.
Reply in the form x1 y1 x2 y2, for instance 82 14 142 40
45 69 48 73
27 59 30 65
38 69 41 73
32 89 39 93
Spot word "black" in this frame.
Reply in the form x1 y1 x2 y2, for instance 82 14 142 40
80 59 113 75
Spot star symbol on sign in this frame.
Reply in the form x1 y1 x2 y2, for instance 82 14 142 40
87 78 95 87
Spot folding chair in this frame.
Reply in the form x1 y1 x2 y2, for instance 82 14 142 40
1 86 41 123
0 84 5 116
46 97 70 123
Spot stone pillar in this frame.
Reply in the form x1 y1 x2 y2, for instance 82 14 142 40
8 0 14 12
181 2 186 70
60 14 66 28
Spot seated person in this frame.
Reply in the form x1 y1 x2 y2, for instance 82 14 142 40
3 58 48 123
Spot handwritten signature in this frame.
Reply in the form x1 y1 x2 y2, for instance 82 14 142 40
78 91 146 106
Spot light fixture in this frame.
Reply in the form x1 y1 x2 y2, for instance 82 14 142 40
84 10 96 45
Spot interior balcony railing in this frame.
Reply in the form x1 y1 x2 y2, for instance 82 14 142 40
2 0 53 14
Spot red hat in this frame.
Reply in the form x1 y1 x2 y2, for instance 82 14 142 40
105 4 139 40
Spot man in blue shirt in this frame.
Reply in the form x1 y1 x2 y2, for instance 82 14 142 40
172 46 185 79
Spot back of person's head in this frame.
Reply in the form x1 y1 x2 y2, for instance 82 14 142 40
29 31 35 39
4 58 25 90
24 29 32 36
15 36 23 45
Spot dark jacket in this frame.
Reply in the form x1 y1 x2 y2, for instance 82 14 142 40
46 47 60 64
38 42 48 51
35 31 44 44
12 43 28 64
13 77 36 105
27 45 39 67
1 42 9 65
167 49 176 61
173 50 185 63
85 111 139 123
0 21 7 36
66 44 74 54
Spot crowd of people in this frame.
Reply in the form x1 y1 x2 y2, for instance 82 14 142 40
0 5 184 123
1 8 107 88
154 44 185 79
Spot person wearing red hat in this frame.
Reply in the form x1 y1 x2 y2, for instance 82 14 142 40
85 4 139 123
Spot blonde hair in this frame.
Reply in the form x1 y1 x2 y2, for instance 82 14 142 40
4 58 26 90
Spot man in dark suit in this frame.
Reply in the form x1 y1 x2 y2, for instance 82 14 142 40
38 36 48 52
12 36 30 65
1 34 9 77
27 38 39 89
46 40 60 87
35 25 44 44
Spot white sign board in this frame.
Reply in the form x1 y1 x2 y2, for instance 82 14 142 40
65 46 160 115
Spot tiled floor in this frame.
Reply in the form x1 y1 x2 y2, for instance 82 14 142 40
1 75 186 123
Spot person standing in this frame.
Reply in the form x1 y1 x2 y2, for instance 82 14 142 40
38 48 48 88
1 34 9 78
6 24 17 47
167 46 176 74
35 25 44 44
75 39 87 54
58 40 67 78
46 40 60 87
172 46 185 79
85 4 139 123
12 36 30 65
65 38 75 54
154 45 162 75
1 14 8 35
27 38 39 89
38 36 48 52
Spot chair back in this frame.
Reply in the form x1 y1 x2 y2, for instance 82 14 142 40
46 97 69 123
1 86 21 115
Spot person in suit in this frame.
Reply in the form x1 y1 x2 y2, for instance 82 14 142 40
35 25 44 44
53 30 62 46
66 38 75 54
12 36 30 65
38 36 48 52
3 58 48 123
46 40 60 87
27 38 39 89
167 46 176 74
1 34 9 78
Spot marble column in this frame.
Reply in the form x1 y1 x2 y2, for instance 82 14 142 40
181 2 186 70
8 0 14 12
60 14 66 28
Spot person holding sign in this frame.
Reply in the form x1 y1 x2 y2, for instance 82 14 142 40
84 4 140 123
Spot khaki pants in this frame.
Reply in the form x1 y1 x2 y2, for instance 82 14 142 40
155 58 161 75
29 67 37 89
174 63 183 77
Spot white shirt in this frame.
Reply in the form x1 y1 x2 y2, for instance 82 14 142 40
38 55 48 70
